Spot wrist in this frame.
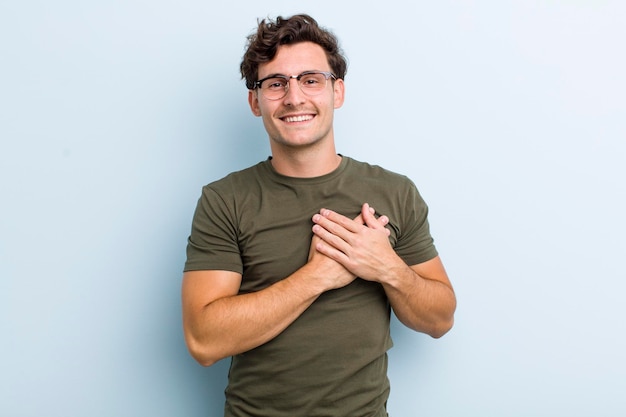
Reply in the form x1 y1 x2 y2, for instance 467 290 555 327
379 260 415 289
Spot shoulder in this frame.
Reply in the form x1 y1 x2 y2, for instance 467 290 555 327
192 161 271 224
202 160 269 196
344 156 415 187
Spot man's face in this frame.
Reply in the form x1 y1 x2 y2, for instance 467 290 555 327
248 42 345 151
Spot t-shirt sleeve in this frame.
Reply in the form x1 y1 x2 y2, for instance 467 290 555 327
183 185 243 273
394 180 438 266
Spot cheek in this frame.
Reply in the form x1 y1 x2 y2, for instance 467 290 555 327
260 113 280 134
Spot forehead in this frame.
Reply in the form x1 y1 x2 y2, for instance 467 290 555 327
258 42 330 78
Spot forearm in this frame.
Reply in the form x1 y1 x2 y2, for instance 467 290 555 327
382 259 456 338
184 265 327 366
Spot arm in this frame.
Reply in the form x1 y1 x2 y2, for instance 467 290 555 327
182 266 330 367
312 203 456 338
379 256 455 338
182 212 374 366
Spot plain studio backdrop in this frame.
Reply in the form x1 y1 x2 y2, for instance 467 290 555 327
1 1 624 416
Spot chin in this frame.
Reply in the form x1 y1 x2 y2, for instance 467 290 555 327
273 135 323 148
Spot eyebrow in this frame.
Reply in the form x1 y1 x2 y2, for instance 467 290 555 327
259 70 322 79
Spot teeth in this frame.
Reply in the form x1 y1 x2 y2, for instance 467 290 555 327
284 115 313 122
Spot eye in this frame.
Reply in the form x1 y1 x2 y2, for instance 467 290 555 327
300 75 322 86
263 78 287 90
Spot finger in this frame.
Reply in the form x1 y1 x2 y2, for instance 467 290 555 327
361 203 384 230
314 237 350 266
312 221 351 252
315 208 363 233
353 205 375 224
362 203 391 236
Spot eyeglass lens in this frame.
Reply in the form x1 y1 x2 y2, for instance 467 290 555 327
260 73 330 100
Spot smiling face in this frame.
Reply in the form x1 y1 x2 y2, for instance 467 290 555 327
248 42 345 153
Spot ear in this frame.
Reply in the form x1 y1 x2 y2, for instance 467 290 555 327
333 78 345 109
248 90 262 117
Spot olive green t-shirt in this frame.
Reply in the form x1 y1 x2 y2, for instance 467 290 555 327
185 156 438 417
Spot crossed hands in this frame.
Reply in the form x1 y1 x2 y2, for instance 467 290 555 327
307 203 394 291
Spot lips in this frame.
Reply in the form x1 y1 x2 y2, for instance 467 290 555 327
282 114 314 123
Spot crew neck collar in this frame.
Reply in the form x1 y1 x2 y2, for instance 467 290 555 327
261 154 349 184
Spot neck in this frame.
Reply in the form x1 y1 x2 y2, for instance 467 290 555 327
269 146 342 178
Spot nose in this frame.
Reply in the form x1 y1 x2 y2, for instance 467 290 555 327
282 78 306 105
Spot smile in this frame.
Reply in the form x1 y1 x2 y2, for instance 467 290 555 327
282 114 314 123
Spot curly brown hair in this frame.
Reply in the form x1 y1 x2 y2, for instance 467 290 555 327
240 14 348 90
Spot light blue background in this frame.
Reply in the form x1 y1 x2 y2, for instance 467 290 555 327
1 1 625 416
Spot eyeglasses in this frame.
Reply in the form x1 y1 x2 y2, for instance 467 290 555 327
253 71 337 100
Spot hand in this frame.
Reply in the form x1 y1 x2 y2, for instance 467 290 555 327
311 203 398 283
307 233 356 291
306 209 376 291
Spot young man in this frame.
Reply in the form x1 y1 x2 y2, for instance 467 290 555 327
182 14 456 417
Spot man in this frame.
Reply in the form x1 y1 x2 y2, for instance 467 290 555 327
182 14 456 417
